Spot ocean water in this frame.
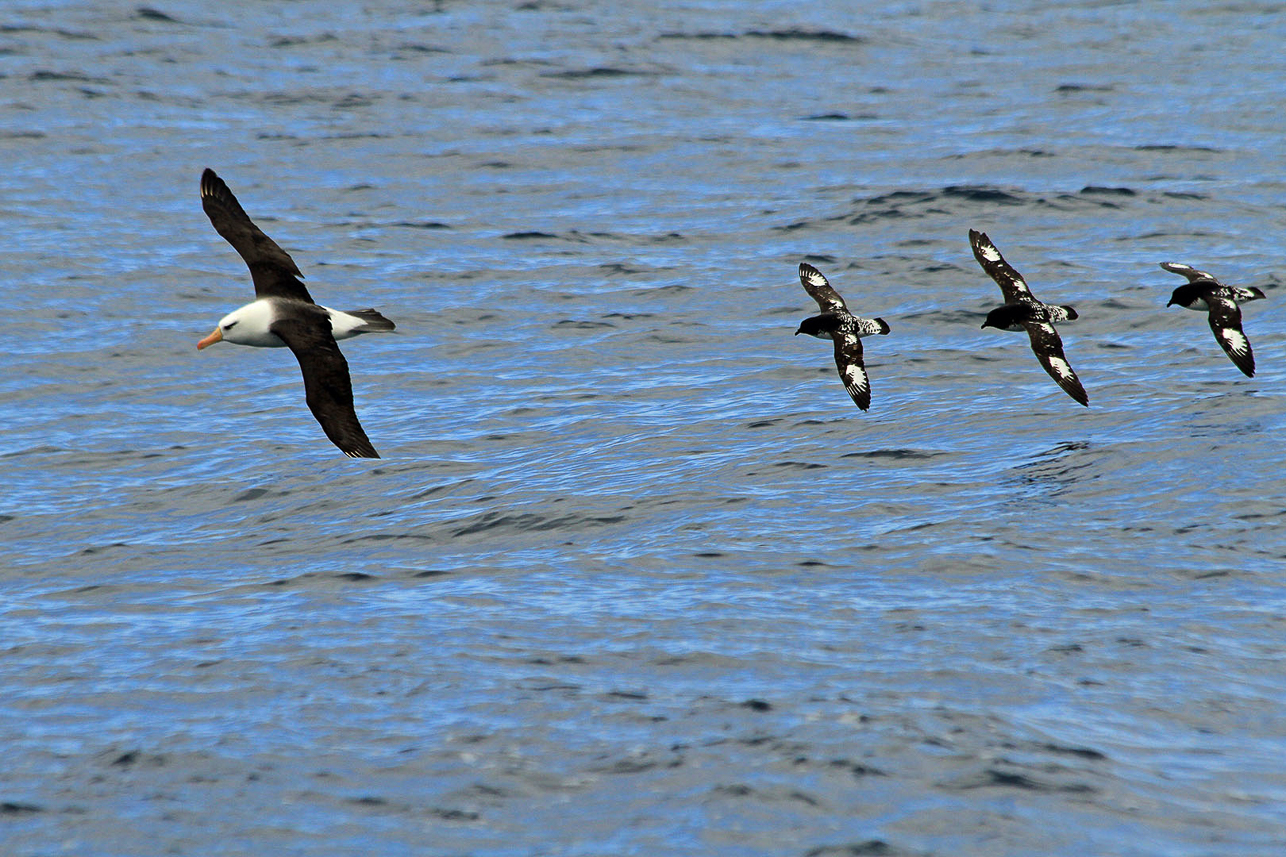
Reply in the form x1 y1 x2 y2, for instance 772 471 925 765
4 2 1286 855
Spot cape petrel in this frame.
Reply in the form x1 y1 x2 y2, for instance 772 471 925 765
1161 261 1266 378
971 229 1089 407
794 262 890 411
196 168 395 458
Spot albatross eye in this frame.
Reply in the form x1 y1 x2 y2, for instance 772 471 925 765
224 320 238 330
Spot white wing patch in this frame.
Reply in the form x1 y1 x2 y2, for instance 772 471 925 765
1219 326 1249 356
978 243 1002 262
1046 355 1075 380
802 269 828 290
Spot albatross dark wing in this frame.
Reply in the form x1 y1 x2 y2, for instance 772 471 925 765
270 316 380 458
1206 296 1255 377
201 168 315 304
970 229 1033 304
831 331 871 411
1023 321 1088 406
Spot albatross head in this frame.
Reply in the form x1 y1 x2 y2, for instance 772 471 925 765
197 300 282 349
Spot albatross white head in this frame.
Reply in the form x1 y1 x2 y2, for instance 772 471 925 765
197 300 285 350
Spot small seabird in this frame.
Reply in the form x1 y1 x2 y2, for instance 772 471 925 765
196 168 395 458
971 229 1089 407
794 262 890 411
1161 261 1265 378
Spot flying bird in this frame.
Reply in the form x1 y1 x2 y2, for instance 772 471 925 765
794 262 890 411
971 229 1089 407
1161 262 1265 378
196 168 395 458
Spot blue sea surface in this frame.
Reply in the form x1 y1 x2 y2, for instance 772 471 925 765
3 2 1286 855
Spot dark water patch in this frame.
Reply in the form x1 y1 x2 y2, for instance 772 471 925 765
232 488 271 502
598 262 646 275
79 542 129 556
502 231 558 240
660 29 858 42
451 511 625 537
1055 83 1114 93
1080 185 1136 196
542 67 653 80
772 461 827 470
335 572 376 582
1 25 98 39
944 147 1054 159
748 29 863 43
0 130 46 139
1037 742 1107 760
271 34 339 48
29 70 110 84
341 533 435 544
741 699 772 712
953 767 1097 794
553 319 614 329
841 449 936 461
393 220 450 229
1136 143 1221 153
602 311 655 320
135 7 181 23
828 759 888 777
1 801 44 814
606 690 647 701
805 841 915 856
940 185 1024 204
802 112 863 122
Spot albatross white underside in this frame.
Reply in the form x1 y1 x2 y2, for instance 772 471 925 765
197 299 390 350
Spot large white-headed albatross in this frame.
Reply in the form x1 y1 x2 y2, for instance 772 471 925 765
196 168 394 458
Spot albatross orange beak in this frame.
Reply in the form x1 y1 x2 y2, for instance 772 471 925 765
197 327 223 350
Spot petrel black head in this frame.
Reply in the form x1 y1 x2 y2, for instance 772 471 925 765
795 315 836 338
981 303 1036 330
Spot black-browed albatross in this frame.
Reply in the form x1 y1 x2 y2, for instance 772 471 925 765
196 168 394 458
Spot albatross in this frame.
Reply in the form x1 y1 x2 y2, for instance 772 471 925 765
196 168 394 458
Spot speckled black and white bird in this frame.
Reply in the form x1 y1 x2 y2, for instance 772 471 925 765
794 262 890 411
1161 262 1266 378
196 168 395 458
971 229 1089 407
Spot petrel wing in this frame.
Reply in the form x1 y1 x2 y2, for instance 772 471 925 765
1022 321 1088 406
831 331 871 411
970 229 1034 304
1160 262 1220 284
1206 296 1255 377
799 263 849 314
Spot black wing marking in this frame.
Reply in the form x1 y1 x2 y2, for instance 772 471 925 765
201 169 315 304
1160 262 1219 284
831 331 871 411
970 229 1033 304
1206 296 1255 377
1023 321 1089 406
799 263 849 314
270 316 380 458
